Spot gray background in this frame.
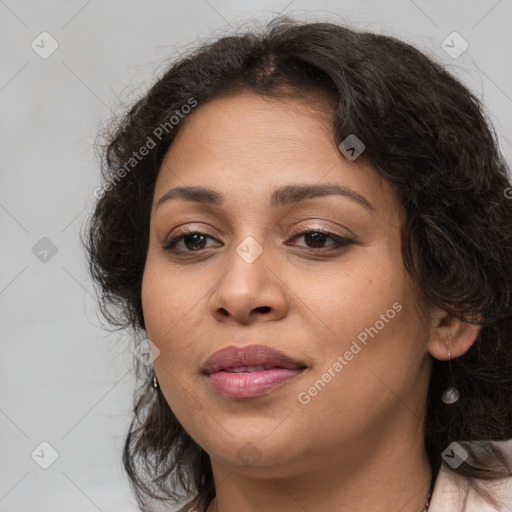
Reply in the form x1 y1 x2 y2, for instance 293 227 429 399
1 1 511 511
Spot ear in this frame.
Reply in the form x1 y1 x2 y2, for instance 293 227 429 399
427 306 481 360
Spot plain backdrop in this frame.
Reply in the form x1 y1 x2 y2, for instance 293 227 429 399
1 1 511 511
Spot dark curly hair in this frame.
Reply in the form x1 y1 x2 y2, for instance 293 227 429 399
83 16 512 512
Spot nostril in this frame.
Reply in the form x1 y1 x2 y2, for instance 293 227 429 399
256 306 271 313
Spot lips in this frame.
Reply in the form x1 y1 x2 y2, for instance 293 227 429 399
202 344 308 399
202 344 306 375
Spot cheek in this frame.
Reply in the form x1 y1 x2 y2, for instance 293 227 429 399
301 243 427 381
140 257 215 399
141 256 204 338
141 263 206 411
141 266 170 339
300 248 405 337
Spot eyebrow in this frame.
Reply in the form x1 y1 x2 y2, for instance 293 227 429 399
156 183 374 211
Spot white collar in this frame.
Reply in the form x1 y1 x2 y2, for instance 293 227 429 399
429 461 512 512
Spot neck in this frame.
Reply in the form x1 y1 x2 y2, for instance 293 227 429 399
205 422 433 512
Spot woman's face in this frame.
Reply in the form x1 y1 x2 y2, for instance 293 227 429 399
141 91 433 478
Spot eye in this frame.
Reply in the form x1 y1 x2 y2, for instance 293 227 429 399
161 226 353 255
162 229 220 253
286 227 353 251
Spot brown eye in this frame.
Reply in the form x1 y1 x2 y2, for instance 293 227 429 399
287 228 353 251
303 231 331 249
162 227 353 256
163 231 220 253
181 233 208 251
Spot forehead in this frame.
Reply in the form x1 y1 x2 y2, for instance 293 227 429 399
166 90 336 158
154 91 400 219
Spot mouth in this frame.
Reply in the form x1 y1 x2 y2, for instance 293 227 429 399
202 344 308 399
222 365 290 373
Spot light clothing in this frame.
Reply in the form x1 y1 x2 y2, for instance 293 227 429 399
174 457 512 511
174 498 200 512
174 497 201 512
429 461 512 512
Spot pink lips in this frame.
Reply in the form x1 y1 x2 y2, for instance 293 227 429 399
202 345 307 399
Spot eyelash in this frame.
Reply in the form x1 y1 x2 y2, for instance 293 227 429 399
161 226 354 255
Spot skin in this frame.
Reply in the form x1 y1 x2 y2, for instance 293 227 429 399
141 91 480 512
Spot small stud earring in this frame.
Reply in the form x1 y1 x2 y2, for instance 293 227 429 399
441 350 459 404
152 373 160 390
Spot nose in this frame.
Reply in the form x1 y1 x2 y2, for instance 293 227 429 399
208 242 289 325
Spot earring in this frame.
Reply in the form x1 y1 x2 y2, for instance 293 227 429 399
152 373 160 390
441 350 459 404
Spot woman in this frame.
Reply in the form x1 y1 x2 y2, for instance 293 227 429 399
85 17 512 512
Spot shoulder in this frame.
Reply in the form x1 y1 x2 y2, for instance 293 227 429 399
173 496 202 512
430 442 512 512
